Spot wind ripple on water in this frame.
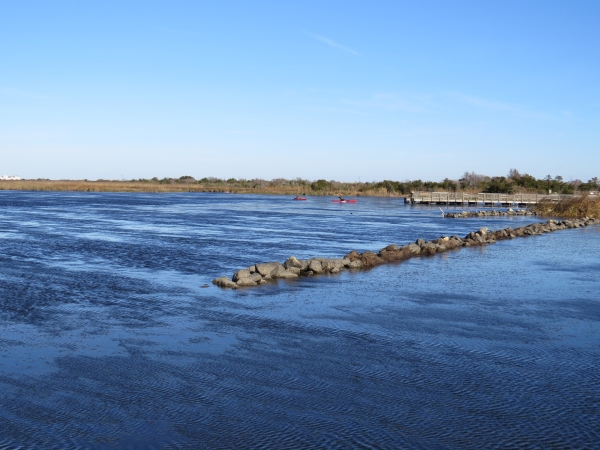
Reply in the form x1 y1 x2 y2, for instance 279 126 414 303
0 192 599 448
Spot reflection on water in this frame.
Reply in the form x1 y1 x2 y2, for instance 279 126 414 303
0 191 599 448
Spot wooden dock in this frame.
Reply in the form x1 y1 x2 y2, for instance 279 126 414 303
408 192 580 206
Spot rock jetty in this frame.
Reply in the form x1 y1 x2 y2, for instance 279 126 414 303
212 218 600 289
444 208 536 218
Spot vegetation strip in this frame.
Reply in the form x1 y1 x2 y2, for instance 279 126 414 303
213 217 600 289
1 170 598 196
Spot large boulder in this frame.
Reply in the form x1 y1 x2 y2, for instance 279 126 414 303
344 250 360 261
248 273 263 282
233 269 252 282
308 259 324 273
379 247 411 262
276 271 298 279
495 230 508 239
283 256 304 270
406 243 421 255
271 265 299 279
319 259 333 272
322 259 345 272
473 234 485 243
358 251 385 267
380 244 399 253
255 262 283 277
420 242 437 255
445 238 463 249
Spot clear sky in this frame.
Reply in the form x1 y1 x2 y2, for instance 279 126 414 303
1 1 599 181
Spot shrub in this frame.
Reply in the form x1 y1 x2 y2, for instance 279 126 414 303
311 179 331 191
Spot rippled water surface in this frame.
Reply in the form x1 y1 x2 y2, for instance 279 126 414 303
0 191 599 449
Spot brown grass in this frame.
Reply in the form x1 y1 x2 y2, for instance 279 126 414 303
532 195 600 218
0 180 405 197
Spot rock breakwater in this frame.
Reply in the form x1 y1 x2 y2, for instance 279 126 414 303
212 218 600 289
444 208 536 218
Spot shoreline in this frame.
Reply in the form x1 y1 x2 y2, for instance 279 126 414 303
213 218 600 289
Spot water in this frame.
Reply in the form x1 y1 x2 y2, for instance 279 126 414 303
0 191 599 449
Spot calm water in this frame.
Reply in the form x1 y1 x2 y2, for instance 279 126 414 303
0 192 599 449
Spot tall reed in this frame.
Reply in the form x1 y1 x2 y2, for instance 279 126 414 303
0 180 404 197
532 195 600 218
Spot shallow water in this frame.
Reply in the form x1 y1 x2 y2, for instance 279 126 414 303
0 192 599 449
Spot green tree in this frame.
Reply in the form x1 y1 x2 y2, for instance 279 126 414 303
311 179 331 191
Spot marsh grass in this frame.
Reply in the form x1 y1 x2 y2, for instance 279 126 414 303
0 180 402 197
532 195 600 218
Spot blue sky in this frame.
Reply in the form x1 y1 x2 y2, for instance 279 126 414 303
1 1 598 181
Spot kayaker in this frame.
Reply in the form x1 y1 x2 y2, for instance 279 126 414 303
338 196 345 202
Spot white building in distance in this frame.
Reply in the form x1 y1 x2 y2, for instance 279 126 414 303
0 175 21 180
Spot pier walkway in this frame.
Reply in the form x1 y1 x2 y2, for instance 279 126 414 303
408 192 580 206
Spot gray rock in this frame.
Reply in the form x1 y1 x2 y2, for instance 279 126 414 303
319 259 332 272
271 265 299 279
380 244 399 252
255 262 283 277
325 259 345 271
212 276 239 289
308 259 324 273
247 265 256 273
248 273 263 282
407 243 421 255
236 278 258 286
275 270 299 279
283 256 304 270
287 267 301 275
348 260 363 268
233 269 252 282
330 267 341 274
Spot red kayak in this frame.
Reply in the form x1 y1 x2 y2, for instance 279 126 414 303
293 197 307 201
331 199 357 203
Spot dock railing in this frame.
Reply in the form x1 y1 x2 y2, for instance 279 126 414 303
409 192 582 205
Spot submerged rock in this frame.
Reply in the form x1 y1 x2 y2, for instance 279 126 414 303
212 277 238 289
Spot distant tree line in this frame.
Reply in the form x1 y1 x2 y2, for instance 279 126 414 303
126 170 599 194
366 169 599 194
